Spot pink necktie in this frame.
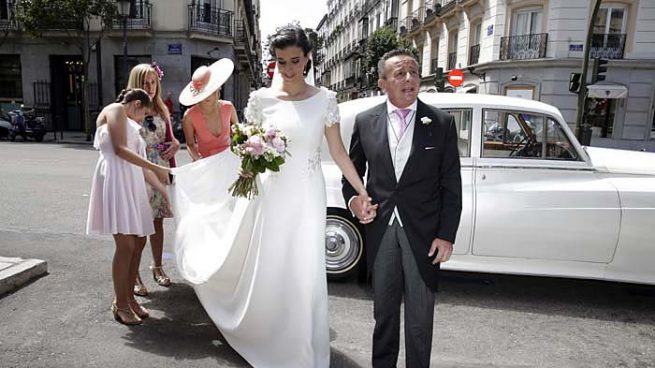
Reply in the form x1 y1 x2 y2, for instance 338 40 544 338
394 108 411 139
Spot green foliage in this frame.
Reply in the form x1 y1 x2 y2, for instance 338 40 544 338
18 0 118 36
362 27 417 89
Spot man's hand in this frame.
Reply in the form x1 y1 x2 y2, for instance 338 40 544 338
349 194 378 224
428 238 453 264
162 138 180 160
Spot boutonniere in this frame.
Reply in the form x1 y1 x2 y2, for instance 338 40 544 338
420 116 432 125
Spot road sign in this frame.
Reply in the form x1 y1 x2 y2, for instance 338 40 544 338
447 69 464 87
266 61 276 79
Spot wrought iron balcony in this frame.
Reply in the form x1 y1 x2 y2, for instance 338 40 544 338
499 33 548 61
112 1 152 30
448 51 457 70
385 17 398 30
399 16 412 35
410 7 425 32
188 4 233 37
590 33 626 59
35 18 82 31
430 58 439 74
469 44 480 65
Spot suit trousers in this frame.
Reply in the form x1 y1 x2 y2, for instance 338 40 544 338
372 220 435 368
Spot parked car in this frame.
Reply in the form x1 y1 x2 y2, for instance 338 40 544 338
321 93 655 285
0 110 11 139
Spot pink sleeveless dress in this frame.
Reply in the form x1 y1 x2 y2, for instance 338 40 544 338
187 101 232 158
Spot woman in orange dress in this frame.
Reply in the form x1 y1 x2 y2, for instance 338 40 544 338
180 59 238 161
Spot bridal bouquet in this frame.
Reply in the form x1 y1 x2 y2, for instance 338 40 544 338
228 123 290 199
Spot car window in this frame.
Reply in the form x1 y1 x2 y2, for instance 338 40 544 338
543 117 578 160
443 108 472 157
482 109 579 161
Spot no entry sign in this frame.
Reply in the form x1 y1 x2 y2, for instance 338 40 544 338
447 69 464 87
267 61 276 79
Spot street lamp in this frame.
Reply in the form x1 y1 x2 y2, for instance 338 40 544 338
116 0 131 81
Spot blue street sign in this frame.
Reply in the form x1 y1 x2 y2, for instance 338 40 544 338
168 43 182 55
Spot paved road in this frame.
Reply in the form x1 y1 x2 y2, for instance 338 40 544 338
1 141 654 368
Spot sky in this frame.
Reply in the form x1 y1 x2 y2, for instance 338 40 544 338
259 0 328 47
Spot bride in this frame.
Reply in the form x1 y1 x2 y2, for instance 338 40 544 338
171 25 372 367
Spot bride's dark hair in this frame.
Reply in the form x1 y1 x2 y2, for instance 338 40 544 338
268 24 313 76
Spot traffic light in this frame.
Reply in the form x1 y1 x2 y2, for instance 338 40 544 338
569 72 581 94
591 58 608 84
434 67 444 92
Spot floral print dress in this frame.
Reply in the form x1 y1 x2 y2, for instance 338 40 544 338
139 114 172 218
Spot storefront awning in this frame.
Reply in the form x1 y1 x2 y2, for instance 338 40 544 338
587 84 628 99
457 84 478 94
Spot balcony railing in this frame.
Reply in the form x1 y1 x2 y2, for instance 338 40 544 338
385 17 398 31
590 33 626 59
234 19 248 46
410 7 425 32
469 44 480 65
448 51 457 70
112 1 152 30
188 4 233 37
430 58 439 74
36 18 82 31
399 16 412 35
499 33 548 60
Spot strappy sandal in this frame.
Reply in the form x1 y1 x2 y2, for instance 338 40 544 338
134 274 148 296
151 265 171 287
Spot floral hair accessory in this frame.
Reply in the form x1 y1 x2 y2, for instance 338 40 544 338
152 62 164 80
190 66 211 95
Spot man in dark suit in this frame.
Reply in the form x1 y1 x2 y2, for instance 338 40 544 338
342 49 462 368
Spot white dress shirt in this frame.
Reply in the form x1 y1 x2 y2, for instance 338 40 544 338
386 99 417 226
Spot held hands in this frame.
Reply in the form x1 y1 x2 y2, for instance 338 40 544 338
428 238 453 264
161 138 180 160
349 193 378 224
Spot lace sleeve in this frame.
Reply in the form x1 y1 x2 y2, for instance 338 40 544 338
244 89 262 125
324 89 340 127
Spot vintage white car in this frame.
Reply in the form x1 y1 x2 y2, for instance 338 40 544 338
321 93 655 285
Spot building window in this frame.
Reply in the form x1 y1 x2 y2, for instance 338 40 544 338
469 21 482 65
595 4 627 35
448 30 458 70
0 55 22 101
1 0 9 20
430 37 439 74
512 7 542 36
591 3 628 59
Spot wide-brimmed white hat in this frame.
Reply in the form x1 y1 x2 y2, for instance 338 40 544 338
179 58 234 106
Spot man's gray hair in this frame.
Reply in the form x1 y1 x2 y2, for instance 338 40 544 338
377 48 418 79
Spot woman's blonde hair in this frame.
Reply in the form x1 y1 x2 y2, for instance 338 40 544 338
126 64 168 118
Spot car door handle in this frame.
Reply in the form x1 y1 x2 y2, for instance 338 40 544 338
481 174 486 180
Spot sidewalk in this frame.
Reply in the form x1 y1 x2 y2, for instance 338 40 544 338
0 256 47 296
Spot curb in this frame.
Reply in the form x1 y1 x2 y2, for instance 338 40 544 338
0 257 48 296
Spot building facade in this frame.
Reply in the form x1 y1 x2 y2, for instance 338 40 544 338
316 0 655 140
401 0 655 140
0 0 262 132
318 0 400 102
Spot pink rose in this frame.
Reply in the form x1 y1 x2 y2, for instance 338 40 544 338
265 128 277 140
271 136 286 153
245 135 265 157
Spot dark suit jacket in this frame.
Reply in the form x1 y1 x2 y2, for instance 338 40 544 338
342 98 462 290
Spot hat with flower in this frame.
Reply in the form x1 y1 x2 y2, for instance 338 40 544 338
178 58 234 106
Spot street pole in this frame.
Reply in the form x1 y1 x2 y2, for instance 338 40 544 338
122 16 128 85
574 0 602 145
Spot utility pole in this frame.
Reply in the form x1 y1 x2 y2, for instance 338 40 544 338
574 0 603 145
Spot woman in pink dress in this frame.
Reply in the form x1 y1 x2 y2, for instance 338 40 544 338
180 59 239 161
86 88 171 325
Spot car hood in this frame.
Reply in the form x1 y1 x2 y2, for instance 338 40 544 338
585 146 655 176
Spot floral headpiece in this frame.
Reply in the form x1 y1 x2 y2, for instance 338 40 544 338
151 62 164 80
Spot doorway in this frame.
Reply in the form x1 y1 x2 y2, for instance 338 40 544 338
50 55 84 131
586 98 617 138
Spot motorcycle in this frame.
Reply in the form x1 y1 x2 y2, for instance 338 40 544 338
9 106 46 142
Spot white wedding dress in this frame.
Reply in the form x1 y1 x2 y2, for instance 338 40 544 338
171 86 339 367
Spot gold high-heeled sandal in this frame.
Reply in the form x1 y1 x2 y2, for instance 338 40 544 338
134 274 148 296
128 299 149 319
151 265 171 287
111 302 142 325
